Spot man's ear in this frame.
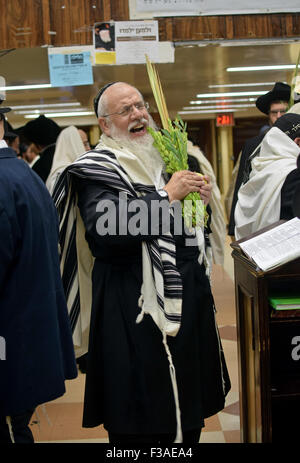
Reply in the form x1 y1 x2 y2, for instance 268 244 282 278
98 117 110 136
0 118 4 140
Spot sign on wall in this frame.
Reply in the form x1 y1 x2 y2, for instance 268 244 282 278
48 47 94 87
130 0 300 18
115 20 159 65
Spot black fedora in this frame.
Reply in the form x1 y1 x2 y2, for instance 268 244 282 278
0 99 11 116
256 82 291 115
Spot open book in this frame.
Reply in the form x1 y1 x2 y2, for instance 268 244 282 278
233 217 300 272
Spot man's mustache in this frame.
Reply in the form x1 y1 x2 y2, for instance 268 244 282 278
128 118 148 132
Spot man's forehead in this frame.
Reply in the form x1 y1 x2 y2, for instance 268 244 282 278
106 83 141 102
270 101 289 108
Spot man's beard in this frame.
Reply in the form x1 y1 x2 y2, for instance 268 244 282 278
108 115 166 179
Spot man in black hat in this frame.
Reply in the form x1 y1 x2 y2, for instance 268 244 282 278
23 114 61 182
228 82 291 237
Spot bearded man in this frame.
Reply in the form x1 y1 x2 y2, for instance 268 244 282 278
53 82 230 444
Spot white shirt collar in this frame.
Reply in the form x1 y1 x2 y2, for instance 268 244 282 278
0 140 8 148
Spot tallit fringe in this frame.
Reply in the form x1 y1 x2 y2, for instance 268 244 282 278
136 309 183 443
6 416 15 443
162 332 183 444
136 295 145 324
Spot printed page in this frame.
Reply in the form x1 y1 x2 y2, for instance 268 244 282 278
239 217 300 271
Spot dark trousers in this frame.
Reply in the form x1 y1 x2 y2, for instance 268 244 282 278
0 409 35 443
108 428 202 444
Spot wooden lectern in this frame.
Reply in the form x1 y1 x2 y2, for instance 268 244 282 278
231 237 300 443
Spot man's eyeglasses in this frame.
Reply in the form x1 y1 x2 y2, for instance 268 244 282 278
100 102 149 118
269 109 288 115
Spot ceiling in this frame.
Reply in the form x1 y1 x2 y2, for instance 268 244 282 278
1 39 300 130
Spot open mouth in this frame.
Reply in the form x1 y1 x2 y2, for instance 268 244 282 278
129 124 145 133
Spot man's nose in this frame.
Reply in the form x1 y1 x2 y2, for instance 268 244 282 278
130 105 143 117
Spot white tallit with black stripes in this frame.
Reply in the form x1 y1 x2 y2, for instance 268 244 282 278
53 133 191 441
53 135 184 342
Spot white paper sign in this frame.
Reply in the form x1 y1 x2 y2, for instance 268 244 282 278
115 20 159 65
131 0 300 18
136 0 200 12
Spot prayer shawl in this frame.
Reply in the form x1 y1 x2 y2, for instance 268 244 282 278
46 125 86 194
234 127 299 240
53 134 209 442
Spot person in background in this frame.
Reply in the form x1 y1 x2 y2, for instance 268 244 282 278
234 112 300 240
46 126 90 194
53 82 230 444
227 82 291 237
26 143 40 167
187 139 226 266
22 115 61 182
0 104 77 443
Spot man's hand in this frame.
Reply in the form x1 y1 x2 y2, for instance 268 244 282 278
163 170 211 203
199 174 212 205
0 117 4 140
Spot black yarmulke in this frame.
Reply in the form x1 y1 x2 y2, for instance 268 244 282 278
93 82 117 117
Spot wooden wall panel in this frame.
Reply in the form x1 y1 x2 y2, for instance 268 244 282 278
0 1 299 49
159 13 300 42
0 0 48 48
49 0 129 46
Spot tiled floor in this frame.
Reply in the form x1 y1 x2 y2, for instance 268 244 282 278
30 238 240 444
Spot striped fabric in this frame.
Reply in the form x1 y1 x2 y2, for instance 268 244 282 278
52 149 183 342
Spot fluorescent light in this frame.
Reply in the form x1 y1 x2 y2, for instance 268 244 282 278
227 65 295 72
16 107 87 115
10 102 81 110
190 98 257 105
182 104 255 110
208 82 276 88
196 91 266 98
25 111 94 118
0 84 52 90
179 109 240 115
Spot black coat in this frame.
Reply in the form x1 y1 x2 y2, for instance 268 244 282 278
280 168 300 220
0 148 77 416
74 178 231 435
32 143 56 183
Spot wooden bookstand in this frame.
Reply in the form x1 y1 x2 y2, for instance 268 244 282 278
231 236 300 443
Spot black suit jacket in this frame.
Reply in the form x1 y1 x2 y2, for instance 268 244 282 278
32 143 56 182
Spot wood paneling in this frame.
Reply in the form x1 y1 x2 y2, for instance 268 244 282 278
159 13 300 42
0 0 46 48
0 1 299 49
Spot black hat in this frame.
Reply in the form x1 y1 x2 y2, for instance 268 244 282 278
273 113 300 140
93 82 118 117
0 99 11 116
256 82 291 115
95 23 112 32
23 115 61 146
